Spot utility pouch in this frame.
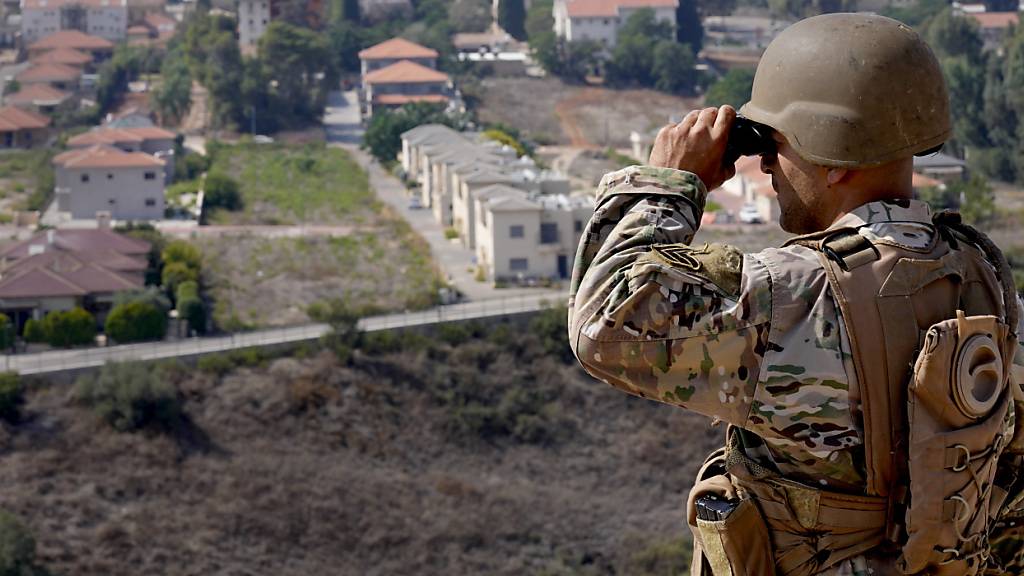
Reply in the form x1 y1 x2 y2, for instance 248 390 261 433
901 311 1013 576
688 467 775 576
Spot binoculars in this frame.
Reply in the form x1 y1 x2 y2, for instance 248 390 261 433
723 116 776 166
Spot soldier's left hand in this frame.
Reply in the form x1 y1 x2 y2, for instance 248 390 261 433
648 106 736 191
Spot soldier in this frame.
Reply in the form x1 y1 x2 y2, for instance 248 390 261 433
567 13 1024 576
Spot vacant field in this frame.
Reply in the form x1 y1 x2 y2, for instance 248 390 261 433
0 314 718 575
0 149 55 216
475 77 700 149
208 143 378 225
199 216 441 329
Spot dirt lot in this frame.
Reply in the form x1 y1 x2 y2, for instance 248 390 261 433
475 77 700 149
0 316 718 576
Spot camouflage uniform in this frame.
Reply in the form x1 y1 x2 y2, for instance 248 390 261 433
567 165 1024 574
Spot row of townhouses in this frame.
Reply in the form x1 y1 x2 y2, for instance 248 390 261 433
401 124 593 284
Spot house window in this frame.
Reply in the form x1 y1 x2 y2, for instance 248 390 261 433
509 224 524 238
510 258 529 272
81 174 90 183
145 198 156 206
540 222 558 244
144 171 156 180
108 198 116 205
574 220 583 232
107 173 114 179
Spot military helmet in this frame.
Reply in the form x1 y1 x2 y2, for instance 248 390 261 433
739 13 951 168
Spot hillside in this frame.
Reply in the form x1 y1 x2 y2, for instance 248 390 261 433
0 312 721 575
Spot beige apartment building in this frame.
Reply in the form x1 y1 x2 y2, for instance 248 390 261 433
473 186 592 282
21 0 128 44
53 144 166 220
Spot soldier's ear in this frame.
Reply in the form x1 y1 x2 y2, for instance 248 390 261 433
826 168 849 187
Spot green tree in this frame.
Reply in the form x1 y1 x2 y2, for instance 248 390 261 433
498 0 526 40
653 40 696 94
152 49 192 124
184 14 243 129
952 175 996 226
176 281 206 335
525 0 553 39
881 0 946 27
363 102 462 163
203 172 242 212
924 8 983 64
327 20 363 73
328 0 360 23
105 301 167 343
41 308 96 348
606 9 675 87
704 68 755 109
22 320 44 344
162 240 202 272
258 22 331 127
161 262 199 295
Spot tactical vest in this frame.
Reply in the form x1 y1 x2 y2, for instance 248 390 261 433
688 212 1021 576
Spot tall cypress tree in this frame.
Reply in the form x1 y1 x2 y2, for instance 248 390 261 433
499 0 526 40
675 0 702 53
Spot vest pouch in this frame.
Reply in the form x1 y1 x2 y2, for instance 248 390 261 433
689 474 775 576
902 312 1012 576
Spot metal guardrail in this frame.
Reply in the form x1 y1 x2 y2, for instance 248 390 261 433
4 291 568 376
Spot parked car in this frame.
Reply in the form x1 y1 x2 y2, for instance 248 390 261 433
408 195 423 210
738 203 763 224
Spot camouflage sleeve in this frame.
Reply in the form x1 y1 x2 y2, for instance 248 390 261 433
568 165 773 427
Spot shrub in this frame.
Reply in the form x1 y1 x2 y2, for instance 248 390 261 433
105 301 167 343
74 361 181 432
0 510 39 576
41 308 96 348
203 172 242 212
161 240 202 271
444 227 459 240
161 261 198 295
197 353 234 377
22 320 44 344
0 315 11 351
178 297 206 335
113 287 171 312
0 373 22 424
175 280 199 302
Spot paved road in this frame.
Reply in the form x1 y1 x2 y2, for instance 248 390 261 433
5 291 568 376
324 90 568 301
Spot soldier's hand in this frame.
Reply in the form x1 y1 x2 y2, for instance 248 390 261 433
649 106 736 191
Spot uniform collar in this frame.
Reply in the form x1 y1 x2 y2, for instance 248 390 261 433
828 199 933 230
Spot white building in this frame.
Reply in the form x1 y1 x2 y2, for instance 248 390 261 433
553 0 677 49
53 144 166 220
20 0 128 44
473 186 592 282
237 0 270 51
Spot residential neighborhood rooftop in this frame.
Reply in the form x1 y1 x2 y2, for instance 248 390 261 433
16 62 82 82
358 37 439 60
27 30 116 52
969 11 1019 29
0 253 141 299
564 0 678 18
3 84 71 106
374 94 449 105
29 47 93 66
0 107 51 132
363 59 450 84
1 229 150 260
67 126 176 147
53 145 166 169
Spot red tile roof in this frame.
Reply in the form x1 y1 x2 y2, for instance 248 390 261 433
363 60 450 84
30 47 93 66
16 63 82 83
358 37 439 60
1 229 150 260
3 84 71 106
127 25 152 36
23 0 126 8
912 172 944 189
565 0 677 18
0 107 50 132
374 94 449 105
54 145 165 168
969 12 1019 29
0 254 141 299
143 12 176 29
27 30 115 52
68 126 175 148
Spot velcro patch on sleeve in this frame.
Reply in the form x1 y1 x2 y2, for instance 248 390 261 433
650 243 743 297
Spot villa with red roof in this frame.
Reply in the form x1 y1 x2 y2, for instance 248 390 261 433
359 38 451 117
53 145 166 220
68 125 177 180
553 0 678 48
15 62 82 91
0 228 151 327
0 107 50 149
3 84 73 114
25 30 116 60
29 47 94 69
